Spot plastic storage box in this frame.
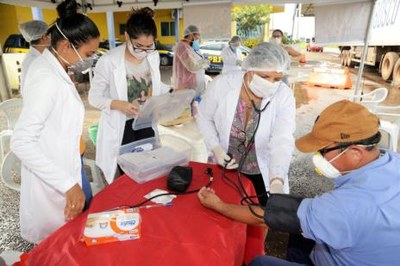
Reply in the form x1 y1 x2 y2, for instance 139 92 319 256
117 135 191 184
118 146 189 184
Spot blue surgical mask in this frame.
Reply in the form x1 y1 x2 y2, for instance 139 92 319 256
192 39 200 51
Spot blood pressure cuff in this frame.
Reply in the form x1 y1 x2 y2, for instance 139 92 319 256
264 194 304 235
167 166 193 193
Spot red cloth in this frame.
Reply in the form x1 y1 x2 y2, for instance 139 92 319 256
21 162 264 266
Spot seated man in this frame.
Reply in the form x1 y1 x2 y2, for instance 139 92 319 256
198 100 400 266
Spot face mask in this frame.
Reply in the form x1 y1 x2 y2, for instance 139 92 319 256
230 44 239 52
272 37 282 45
70 44 94 74
54 23 93 74
192 39 200 51
127 40 148 60
312 147 349 179
248 74 281 98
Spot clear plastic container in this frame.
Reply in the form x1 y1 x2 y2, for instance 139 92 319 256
117 135 191 184
119 137 159 156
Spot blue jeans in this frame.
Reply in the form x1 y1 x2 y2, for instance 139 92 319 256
81 157 93 210
249 255 306 266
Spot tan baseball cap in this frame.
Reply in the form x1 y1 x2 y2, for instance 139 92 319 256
296 100 379 153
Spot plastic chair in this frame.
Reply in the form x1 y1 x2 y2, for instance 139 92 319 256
83 157 106 195
1 151 21 191
88 124 98 147
349 87 388 112
0 98 23 131
0 151 106 194
0 250 22 265
0 130 12 165
374 105 400 153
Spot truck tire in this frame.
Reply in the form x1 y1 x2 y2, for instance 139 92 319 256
340 50 348 66
381 52 399 80
345 51 353 67
393 58 400 84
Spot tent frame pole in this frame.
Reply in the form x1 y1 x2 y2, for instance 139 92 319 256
354 0 377 99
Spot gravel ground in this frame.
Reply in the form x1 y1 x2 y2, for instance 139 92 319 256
1 52 398 259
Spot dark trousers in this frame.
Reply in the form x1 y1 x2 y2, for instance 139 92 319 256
249 234 315 266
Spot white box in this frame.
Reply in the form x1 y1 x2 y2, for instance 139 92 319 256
117 146 189 184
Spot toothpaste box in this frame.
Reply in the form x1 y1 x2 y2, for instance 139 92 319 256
83 208 141 246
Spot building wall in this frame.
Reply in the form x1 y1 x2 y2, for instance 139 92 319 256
0 3 26 48
183 3 231 41
113 10 184 45
87 13 108 41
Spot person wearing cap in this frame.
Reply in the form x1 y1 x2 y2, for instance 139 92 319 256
221 36 243 74
18 20 50 96
172 24 209 98
198 99 400 265
197 42 295 205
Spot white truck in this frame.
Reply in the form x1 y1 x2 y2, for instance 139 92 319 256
339 0 400 83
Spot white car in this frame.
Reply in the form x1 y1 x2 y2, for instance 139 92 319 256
199 41 250 73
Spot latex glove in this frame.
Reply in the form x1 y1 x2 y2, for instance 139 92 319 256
269 178 284 194
212 146 238 169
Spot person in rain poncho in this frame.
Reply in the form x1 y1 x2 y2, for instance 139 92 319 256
172 25 209 97
18 20 50 96
197 42 295 206
221 36 243 74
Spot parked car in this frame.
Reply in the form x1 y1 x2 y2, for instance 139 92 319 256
156 41 174 66
199 41 250 73
99 39 123 50
306 37 323 52
3 34 29 53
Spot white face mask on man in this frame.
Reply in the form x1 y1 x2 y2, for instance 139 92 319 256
312 147 350 179
248 74 281 98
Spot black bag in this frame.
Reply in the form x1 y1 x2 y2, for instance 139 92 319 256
167 166 193 193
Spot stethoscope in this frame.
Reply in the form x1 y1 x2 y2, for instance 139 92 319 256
242 75 273 113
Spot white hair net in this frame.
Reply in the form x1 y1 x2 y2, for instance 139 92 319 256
242 42 290 74
19 20 48 43
184 25 199 37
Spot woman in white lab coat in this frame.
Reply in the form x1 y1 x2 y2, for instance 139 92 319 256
18 20 50 96
11 0 100 244
89 7 169 184
221 36 243 74
197 42 295 206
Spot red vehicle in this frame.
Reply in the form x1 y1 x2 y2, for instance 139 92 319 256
307 38 323 52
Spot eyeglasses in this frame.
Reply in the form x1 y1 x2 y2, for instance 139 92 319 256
318 144 350 157
130 40 156 53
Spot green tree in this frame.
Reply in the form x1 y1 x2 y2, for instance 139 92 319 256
232 5 273 34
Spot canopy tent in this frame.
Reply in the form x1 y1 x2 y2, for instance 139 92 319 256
0 0 377 95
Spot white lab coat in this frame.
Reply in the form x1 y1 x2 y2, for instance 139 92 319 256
197 71 295 193
89 44 170 184
221 46 243 74
20 47 42 96
11 49 84 244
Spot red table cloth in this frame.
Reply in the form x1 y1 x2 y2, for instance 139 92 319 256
20 162 264 266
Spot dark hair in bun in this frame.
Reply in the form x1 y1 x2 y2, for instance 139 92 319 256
56 0 79 18
48 0 99 48
126 7 157 40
